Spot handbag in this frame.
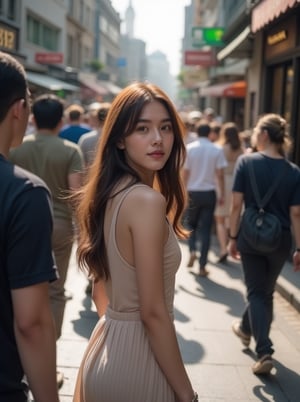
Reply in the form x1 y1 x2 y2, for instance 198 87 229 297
240 158 287 254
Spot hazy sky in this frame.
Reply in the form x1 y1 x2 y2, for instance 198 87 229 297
111 0 190 75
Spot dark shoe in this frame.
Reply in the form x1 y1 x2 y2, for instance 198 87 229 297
252 355 274 375
232 320 251 347
187 252 197 268
56 371 64 389
217 253 228 263
198 267 209 277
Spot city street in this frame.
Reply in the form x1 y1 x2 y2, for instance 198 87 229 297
57 239 300 402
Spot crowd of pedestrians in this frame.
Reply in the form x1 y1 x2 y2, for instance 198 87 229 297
1 50 300 401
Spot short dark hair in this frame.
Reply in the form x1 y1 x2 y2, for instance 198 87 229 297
196 121 211 137
0 51 27 122
97 103 111 122
32 94 64 130
65 104 85 121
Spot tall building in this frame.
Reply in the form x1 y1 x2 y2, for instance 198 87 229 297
118 1 147 85
125 0 135 38
147 51 176 101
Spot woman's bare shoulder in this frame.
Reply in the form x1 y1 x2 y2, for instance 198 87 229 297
127 185 165 205
121 185 166 218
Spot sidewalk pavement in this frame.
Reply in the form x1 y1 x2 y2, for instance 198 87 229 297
57 239 300 401
276 259 300 313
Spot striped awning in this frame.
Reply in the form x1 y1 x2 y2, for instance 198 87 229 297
252 0 300 32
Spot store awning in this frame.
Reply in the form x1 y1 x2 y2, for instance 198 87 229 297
200 80 246 98
217 26 251 61
79 77 108 96
98 80 122 96
252 0 300 33
26 72 79 91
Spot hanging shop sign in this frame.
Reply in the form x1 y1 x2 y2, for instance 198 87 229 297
35 52 64 64
184 50 217 67
191 27 224 48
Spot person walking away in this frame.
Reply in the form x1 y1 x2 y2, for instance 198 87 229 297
214 122 244 262
9 94 83 387
228 113 300 374
208 121 221 143
78 102 111 170
0 51 59 402
72 82 198 402
183 121 227 276
78 102 111 295
59 103 91 143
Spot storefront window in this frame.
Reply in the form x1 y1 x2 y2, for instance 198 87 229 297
268 63 293 123
270 66 284 115
284 66 293 123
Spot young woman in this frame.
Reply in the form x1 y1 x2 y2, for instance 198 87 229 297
214 122 244 262
73 82 197 402
228 113 300 375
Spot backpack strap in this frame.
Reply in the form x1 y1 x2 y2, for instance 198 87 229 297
248 157 288 209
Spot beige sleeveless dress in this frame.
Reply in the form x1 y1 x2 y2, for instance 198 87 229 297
73 185 181 402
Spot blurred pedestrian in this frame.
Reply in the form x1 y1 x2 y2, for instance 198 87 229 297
9 94 83 387
0 51 59 401
73 82 197 402
187 109 202 134
208 121 221 143
203 107 215 122
59 103 91 143
214 122 244 262
78 102 111 296
183 121 227 276
78 102 111 169
228 113 300 374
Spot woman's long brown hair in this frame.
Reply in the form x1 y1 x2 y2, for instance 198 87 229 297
74 82 187 280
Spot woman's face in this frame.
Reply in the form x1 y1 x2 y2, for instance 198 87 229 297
118 100 174 182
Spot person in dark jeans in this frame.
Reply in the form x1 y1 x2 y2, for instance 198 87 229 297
183 121 227 276
228 113 300 375
186 190 216 270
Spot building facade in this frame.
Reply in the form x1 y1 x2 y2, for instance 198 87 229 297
0 0 122 104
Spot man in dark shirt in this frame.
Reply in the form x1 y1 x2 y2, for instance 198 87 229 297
0 51 59 402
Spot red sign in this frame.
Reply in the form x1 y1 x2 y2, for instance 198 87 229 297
35 52 64 64
184 50 217 67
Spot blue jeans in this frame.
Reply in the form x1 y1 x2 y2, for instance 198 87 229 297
186 190 216 268
239 231 292 358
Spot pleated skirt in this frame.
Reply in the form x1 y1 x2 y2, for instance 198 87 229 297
73 308 175 402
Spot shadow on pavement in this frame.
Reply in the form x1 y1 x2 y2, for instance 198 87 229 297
177 332 204 364
174 306 190 323
71 295 98 339
191 272 246 317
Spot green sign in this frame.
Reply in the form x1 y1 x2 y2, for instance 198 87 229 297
192 27 224 47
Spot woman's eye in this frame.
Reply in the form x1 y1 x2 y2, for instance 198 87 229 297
136 125 148 132
161 124 172 132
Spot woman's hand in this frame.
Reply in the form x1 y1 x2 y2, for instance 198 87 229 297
227 239 240 260
293 250 300 272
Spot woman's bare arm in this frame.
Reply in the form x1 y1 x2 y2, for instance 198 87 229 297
127 188 194 402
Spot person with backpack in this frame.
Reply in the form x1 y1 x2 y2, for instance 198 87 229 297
228 113 300 375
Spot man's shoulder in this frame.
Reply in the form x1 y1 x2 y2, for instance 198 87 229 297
0 157 49 197
78 130 98 146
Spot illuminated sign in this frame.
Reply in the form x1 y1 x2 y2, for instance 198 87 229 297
267 30 287 46
192 27 224 48
0 24 17 51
